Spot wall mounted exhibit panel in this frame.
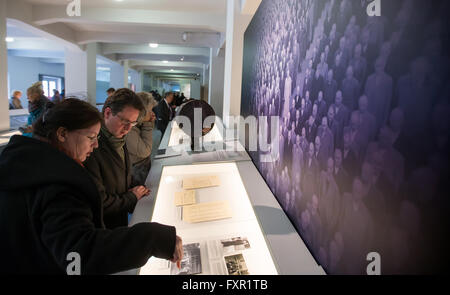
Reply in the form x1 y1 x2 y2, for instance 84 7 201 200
240 0 450 274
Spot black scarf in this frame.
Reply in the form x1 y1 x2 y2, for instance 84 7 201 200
28 95 48 113
101 125 126 162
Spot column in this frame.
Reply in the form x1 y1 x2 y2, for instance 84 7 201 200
86 42 97 106
142 72 150 91
123 59 129 88
109 63 124 90
0 0 9 131
222 0 253 128
202 64 207 86
65 48 87 100
209 48 225 119
146 73 153 91
138 70 144 92
128 69 140 92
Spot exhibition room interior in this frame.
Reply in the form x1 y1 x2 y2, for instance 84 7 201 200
0 0 449 276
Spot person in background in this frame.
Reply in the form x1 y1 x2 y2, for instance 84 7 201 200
51 89 62 103
19 82 52 136
151 90 162 102
106 88 115 99
180 92 186 102
175 92 185 106
9 90 23 109
126 92 158 186
0 98 182 274
155 91 175 134
84 89 150 229
173 92 180 106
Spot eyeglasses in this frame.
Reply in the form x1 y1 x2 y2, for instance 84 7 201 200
76 131 100 143
86 134 100 143
115 113 138 127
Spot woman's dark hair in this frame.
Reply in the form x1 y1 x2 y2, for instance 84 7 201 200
102 88 145 116
33 98 102 145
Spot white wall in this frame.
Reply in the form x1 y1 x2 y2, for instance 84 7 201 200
86 43 97 105
209 48 225 118
65 48 87 99
0 1 9 131
8 55 65 109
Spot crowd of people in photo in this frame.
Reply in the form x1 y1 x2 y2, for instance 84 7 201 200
242 0 450 274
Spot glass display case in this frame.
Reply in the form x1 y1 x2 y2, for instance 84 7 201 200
139 163 278 275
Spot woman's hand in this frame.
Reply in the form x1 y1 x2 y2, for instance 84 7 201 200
129 185 150 200
170 235 183 269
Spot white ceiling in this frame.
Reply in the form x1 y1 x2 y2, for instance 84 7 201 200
6 23 66 62
25 0 227 12
13 0 229 81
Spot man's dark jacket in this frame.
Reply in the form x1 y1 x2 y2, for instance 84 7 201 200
155 99 172 134
83 128 137 229
0 135 176 274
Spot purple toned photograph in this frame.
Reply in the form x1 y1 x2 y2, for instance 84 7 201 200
241 0 450 274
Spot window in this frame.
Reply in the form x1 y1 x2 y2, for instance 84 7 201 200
39 75 64 98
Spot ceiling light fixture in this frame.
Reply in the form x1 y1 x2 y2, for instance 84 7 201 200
170 69 174 72
162 60 169 64
5 37 14 43
180 56 184 61
149 43 158 48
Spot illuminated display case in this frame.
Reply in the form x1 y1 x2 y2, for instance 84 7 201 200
140 163 278 275
127 122 325 275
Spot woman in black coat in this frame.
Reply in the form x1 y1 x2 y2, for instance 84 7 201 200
0 99 182 274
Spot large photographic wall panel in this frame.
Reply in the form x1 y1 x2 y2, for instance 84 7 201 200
241 0 450 274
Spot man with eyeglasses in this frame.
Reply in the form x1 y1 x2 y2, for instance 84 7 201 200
84 88 150 229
